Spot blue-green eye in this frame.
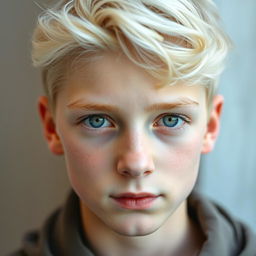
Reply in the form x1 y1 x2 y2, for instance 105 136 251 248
158 115 185 128
83 115 112 128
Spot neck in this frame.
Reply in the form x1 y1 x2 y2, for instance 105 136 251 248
80 200 204 256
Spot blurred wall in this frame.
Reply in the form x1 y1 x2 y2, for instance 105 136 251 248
198 0 256 232
0 0 255 255
0 1 70 255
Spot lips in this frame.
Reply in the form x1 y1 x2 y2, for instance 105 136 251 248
110 193 160 210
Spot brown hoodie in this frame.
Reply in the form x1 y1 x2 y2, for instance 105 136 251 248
10 191 256 256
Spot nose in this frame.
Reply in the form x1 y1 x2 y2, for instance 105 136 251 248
116 134 155 178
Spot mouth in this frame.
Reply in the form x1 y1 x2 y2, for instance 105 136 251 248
110 192 161 210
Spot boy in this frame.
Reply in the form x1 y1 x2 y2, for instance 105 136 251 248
12 0 256 255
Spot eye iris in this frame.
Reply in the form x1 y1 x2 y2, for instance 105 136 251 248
89 116 105 128
163 115 179 127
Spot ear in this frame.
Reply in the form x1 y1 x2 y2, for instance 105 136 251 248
38 96 64 155
201 95 224 154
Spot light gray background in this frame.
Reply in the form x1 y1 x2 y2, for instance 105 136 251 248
198 0 256 233
1 0 255 255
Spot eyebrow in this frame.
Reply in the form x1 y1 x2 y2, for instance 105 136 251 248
67 97 199 112
145 98 199 111
67 102 120 112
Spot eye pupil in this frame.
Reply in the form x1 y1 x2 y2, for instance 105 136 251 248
89 115 105 128
163 115 179 127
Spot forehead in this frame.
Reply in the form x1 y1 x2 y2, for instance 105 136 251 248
59 52 206 109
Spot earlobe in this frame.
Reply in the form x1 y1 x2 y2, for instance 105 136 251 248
38 96 64 155
201 95 224 154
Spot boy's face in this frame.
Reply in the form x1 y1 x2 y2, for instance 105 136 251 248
39 52 222 236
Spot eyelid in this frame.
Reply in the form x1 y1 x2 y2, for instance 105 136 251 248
78 114 115 128
154 113 190 124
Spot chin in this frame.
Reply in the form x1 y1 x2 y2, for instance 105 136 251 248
115 226 160 237
109 216 163 237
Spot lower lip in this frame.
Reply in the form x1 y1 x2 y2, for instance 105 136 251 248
111 197 158 210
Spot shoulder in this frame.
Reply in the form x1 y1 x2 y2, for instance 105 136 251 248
7 250 27 256
7 251 23 256
8 208 61 256
8 191 82 256
188 191 256 256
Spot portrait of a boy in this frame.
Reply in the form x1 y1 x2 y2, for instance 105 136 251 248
9 0 256 255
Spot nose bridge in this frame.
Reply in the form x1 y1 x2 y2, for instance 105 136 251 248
116 127 155 177
123 126 151 157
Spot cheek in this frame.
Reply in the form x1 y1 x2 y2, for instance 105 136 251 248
175 135 203 172
159 132 204 188
60 135 116 208
59 132 112 189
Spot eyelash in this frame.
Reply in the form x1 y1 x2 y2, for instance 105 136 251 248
79 114 114 129
153 113 190 130
78 113 190 131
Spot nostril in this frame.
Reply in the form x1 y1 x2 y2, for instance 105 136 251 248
122 170 130 176
119 169 152 177
116 152 155 177
144 170 152 176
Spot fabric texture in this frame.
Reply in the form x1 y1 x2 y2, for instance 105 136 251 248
10 191 256 256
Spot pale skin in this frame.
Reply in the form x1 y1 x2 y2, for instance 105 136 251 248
38 52 223 256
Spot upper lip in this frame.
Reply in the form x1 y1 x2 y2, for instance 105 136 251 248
111 192 159 199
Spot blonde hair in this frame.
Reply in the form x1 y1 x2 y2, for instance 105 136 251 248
32 0 231 109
